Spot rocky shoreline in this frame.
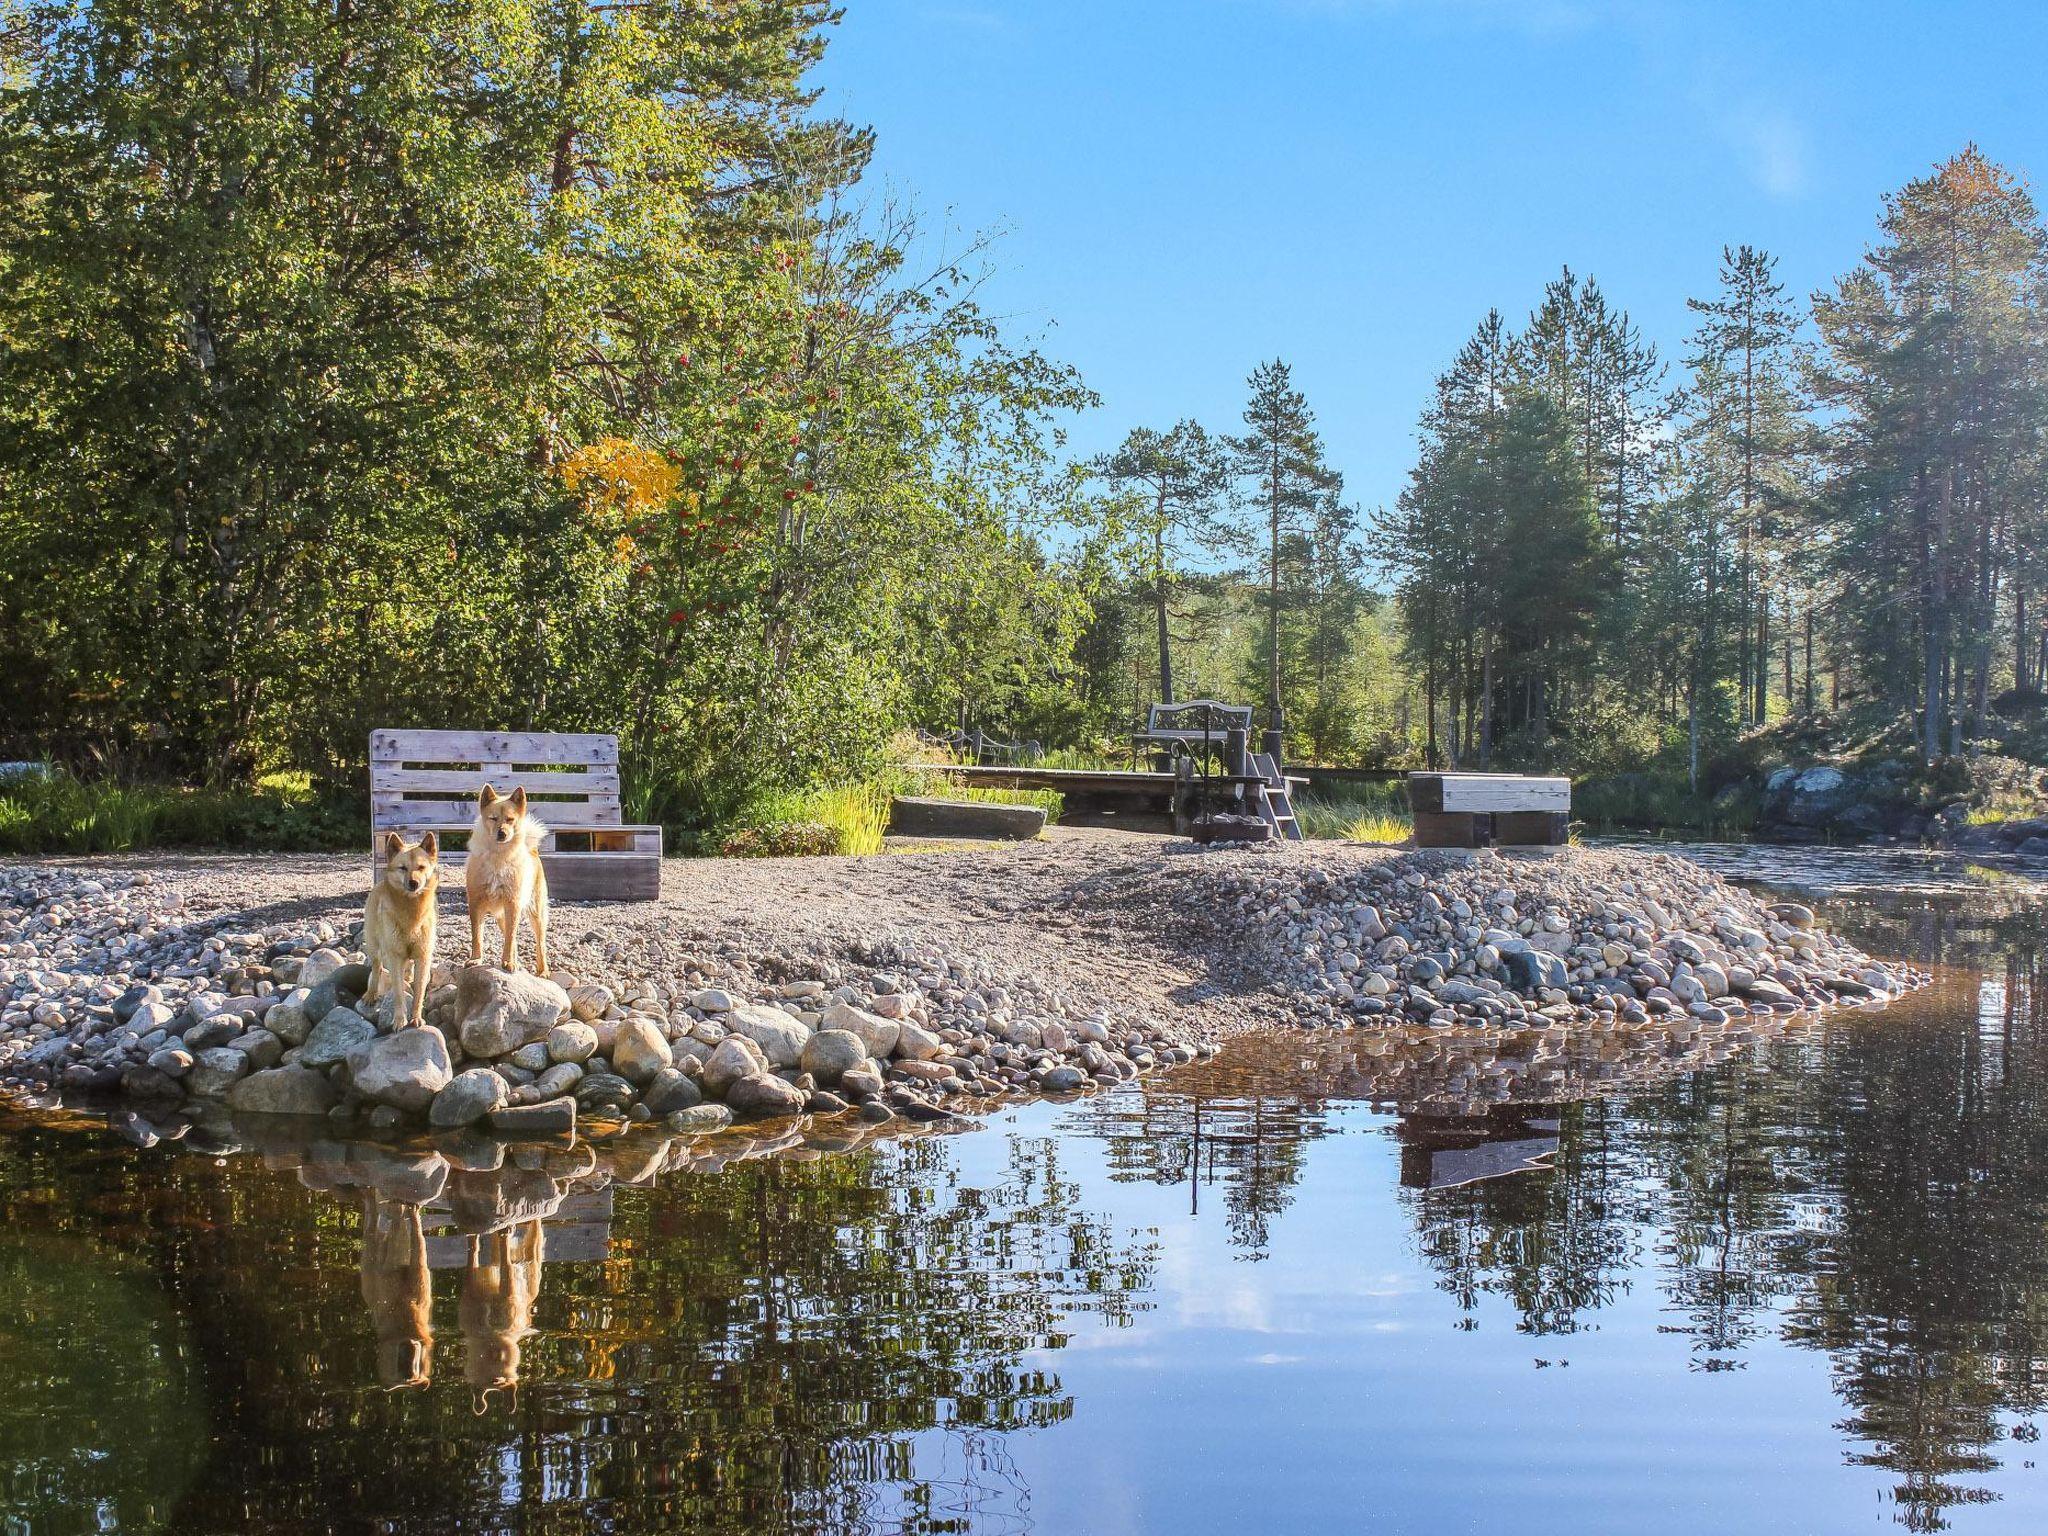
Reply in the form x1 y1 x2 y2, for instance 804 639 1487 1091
0 866 1211 1138
0 843 1925 1144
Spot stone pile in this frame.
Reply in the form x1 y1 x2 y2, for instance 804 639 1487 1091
1200 845 1925 1031
0 867 1210 1134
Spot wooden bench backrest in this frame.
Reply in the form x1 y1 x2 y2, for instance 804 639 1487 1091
369 728 623 842
1143 699 1253 737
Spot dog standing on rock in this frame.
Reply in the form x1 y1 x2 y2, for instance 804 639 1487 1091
467 784 549 975
364 831 439 1027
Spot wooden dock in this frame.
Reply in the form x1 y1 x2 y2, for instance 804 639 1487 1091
928 764 1308 832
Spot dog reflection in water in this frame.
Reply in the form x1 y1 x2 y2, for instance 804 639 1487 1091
359 1192 434 1390
460 1222 544 1410
358 1195 546 1405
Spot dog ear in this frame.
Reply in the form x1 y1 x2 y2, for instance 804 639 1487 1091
510 785 527 812
382 830 405 859
479 783 499 806
419 830 438 857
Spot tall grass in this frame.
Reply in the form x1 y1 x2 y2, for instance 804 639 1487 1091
1294 786 1413 845
0 769 364 855
724 780 892 857
719 765 1066 857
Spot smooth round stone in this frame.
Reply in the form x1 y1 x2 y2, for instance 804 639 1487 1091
547 1021 599 1064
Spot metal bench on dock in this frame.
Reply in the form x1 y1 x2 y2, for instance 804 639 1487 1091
370 728 662 901
1133 699 1254 764
1407 772 1570 849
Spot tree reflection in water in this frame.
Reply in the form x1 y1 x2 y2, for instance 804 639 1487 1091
0 1117 1156 1535
1076 886 2048 1531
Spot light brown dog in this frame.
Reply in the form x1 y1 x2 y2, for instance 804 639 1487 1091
363 831 439 1027
467 784 549 975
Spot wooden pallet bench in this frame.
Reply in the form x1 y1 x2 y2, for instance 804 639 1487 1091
1407 772 1570 849
370 729 662 902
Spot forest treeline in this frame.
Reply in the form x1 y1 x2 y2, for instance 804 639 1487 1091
0 3 2043 831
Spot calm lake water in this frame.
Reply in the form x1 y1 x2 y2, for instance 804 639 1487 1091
3 846 2046 1535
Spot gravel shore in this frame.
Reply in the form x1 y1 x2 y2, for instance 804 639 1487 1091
0 831 1925 1139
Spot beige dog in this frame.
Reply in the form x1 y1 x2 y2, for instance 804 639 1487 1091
363 831 439 1027
467 784 549 975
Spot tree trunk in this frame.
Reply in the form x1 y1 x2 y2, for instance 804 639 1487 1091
2017 581 2031 694
1803 606 1815 715
1754 583 1770 724
1153 516 1174 704
1478 642 1494 768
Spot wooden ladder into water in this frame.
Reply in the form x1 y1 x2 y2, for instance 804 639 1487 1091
1250 752 1304 842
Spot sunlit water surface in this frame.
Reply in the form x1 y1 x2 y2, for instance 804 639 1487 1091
3 845 2046 1535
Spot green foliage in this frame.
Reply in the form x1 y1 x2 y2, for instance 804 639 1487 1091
1573 773 1759 837
0 0 1104 822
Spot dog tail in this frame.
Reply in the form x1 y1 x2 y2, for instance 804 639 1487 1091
523 815 549 849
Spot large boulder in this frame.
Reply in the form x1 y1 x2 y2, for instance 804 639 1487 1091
430 1068 510 1128
893 1020 945 1061
728 1004 810 1068
701 1035 768 1097
298 948 349 989
299 1006 377 1068
227 1065 338 1116
456 967 571 1059
724 1072 806 1119
642 1068 703 1116
348 1028 454 1114
547 1021 599 1064
821 1001 899 1058
1502 948 1569 993
610 1018 673 1084
186 1047 250 1097
798 1029 868 1085
265 990 315 1046
666 1103 734 1134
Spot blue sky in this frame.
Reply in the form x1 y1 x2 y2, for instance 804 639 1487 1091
815 0 2048 513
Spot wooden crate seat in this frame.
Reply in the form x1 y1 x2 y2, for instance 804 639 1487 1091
370 728 661 902
1407 772 1571 850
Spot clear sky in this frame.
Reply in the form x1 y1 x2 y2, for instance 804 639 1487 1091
814 0 2048 514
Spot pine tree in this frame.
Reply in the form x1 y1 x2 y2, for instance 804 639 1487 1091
1685 245 1804 725
1812 147 2048 760
1231 360 1343 743
1096 421 1240 704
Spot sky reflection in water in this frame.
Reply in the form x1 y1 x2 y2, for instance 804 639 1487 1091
1 851 2045 1536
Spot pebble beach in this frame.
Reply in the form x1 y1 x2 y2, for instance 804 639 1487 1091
0 834 1926 1143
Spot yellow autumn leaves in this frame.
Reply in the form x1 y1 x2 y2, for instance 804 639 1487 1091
560 437 693 563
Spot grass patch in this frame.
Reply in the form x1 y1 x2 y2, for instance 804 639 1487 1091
718 766 1065 858
0 769 364 855
1295 785 1413 844
722 780 892 858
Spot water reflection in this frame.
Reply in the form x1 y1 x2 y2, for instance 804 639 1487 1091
0 1115 1156 1535
0 871 2044 1535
